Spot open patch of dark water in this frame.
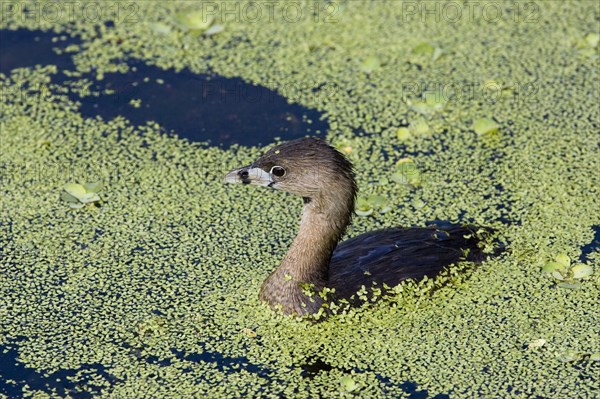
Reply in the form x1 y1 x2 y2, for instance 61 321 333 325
580 225 599 263
0 339 119 398
72 63 327 147
0 28 79 71
0 28 328 147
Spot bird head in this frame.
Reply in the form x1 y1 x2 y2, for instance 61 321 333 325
224 137 356 201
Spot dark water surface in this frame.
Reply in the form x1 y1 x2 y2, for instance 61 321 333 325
0 28 328 147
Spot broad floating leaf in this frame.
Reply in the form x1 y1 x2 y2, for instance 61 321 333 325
355 195 389 216
366 195 387 207
61 181 103 208
528 339 546 349
175 10 214 32
557 282 582 289
63 183 86 198
396 127 412 141
148 22 172 35
60 191 81 204
555 253 571 267
473 118 500 135
556 350 582 362
551 271 565 281
423 90 448 110
584 32 599 48
340 375 358 392
83 181 103 193
542 261 563 273
204 24 224 37
412 42 434 55
410 119 431 136
431 46 444 61
355 207 374 217
79 193 101 204
571 264 593 279
360 55 381 74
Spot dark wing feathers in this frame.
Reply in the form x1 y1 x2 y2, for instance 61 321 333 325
329 224 486 300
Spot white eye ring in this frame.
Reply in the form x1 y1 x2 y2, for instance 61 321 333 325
270 166 286 177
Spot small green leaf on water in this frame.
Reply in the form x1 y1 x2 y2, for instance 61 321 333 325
412 198 427 209
62 182 103 207
431 47 443 61
584 33 599 48
79 193 101 204
367 195 387 207
528 339 546 349
392 158 420 186
355 198 374 217
424 90 448 110
360 56 381 74
63 183 86 198
340 375 358 392
556 350 581 362
555 253 571 267
148 22 172 35
409 100 431 115
410 119 430 136
571 264 593 279
396 127 412 141
557 282 582 289
60 191 81 204
83 181 103 193
412 42 434 55
204 24 224 37
379 205 392 214
175 10 214 32
551 271 565 281
242 328 257 338
590 353 600 361
542 261 564 273
473 118 499 135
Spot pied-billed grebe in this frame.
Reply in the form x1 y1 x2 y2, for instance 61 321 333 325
225 137 489 315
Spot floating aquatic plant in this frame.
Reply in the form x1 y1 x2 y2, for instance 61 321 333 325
203 24 224 37
527 338 546 349
391 158 421 187
574 32 599 58
396 127 412 141
360 55 382 74
409 118 431 136
340 375 359 392
542 254 594 289
174 10 215 32
60 182 103 209
472 117 500 136
129 98 142 108
408 90 449 115
148 22 172 35
411 41 444 63
355 195 390 217
412 41 434 55
556 350 600 363
1 2 599 398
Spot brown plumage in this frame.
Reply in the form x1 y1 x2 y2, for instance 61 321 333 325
224 137 490 316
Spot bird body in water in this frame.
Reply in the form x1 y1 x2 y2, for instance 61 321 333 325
225 138 489 316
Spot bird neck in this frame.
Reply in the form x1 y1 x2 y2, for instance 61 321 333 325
259 188 355 314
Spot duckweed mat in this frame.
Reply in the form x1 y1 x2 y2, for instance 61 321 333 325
1 1 599 398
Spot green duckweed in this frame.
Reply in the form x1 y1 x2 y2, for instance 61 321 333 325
1 1 599 398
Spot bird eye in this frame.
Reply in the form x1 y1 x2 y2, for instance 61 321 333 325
270 166 286 177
